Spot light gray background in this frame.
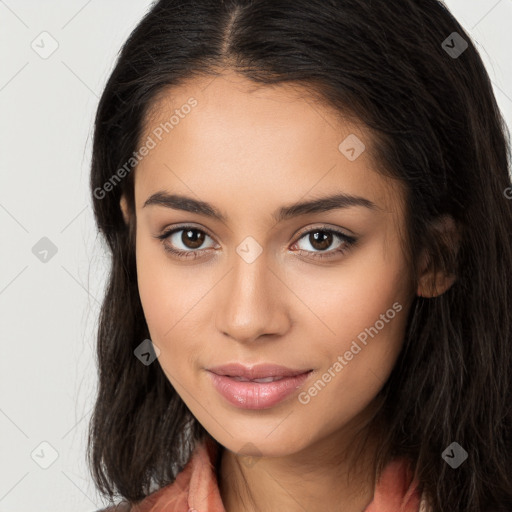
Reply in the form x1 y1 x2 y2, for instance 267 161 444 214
1 1 511 511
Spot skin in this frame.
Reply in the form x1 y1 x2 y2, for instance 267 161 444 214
120 70 455 512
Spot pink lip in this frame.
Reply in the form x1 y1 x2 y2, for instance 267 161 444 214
207 363 312 380
206 363 313 409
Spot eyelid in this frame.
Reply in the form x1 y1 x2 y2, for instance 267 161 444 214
293 223 356 240
158 223 217 241
155 222 358 260
157 223 355 243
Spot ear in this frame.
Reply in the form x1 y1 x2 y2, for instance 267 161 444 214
120 194 131 225
416 215 460 298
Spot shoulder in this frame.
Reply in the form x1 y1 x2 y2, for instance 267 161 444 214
92 476 190 512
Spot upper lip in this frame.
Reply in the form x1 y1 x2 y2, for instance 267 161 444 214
207 363 313 379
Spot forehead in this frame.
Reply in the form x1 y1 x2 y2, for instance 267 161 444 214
134 71 404 216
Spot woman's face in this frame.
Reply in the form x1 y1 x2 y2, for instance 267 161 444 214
122 70 416 457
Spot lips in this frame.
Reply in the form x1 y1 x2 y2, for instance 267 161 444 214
205 363 314 409
206 362 312 380
230 375 285 383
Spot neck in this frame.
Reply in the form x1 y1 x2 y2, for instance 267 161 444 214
217 420 384 512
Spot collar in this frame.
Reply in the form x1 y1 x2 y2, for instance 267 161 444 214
132 434 423 512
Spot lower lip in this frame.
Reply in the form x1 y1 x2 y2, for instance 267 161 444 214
206 370 313 410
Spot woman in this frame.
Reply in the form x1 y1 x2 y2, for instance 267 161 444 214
88 1 512 511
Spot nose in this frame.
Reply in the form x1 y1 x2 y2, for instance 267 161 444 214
215 249 292 344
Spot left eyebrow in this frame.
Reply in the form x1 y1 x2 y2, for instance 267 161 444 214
273 192 380 222
142 191 380 223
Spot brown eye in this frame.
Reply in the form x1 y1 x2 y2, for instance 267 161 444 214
180 228 206 249
155 225 217 259
292 227 357 260
308 231 334 251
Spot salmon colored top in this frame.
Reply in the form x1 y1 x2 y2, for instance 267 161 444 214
102 435 430 512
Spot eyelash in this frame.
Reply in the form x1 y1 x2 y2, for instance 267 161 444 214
154 224 357 261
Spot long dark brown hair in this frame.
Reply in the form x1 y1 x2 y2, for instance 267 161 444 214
87 1 512 510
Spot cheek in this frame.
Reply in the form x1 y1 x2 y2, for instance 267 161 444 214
135 250 194 394
136 237 172 336
135 235 191 363
291 237 411 409
135 236 213 368
291 233 410 349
